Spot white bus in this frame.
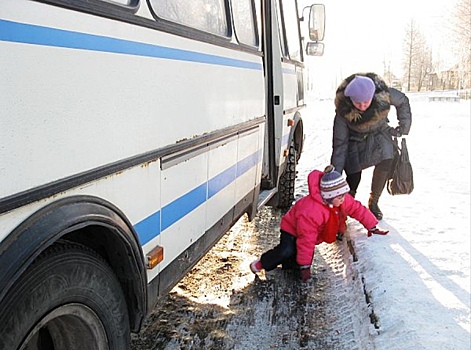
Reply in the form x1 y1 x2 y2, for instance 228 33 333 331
0 1 325 348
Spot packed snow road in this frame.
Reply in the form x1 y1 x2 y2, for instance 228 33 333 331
131 93 470 349
130 96 382 349
130 207 375 350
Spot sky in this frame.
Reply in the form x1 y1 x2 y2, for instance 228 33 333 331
296 93 471 349
301 0 458 95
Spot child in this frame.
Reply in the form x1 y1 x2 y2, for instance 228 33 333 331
250 165 389 282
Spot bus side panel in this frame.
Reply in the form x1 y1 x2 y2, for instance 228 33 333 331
282 62 299 111
235 129 263 204
0 160 162 245
278 62 299 164
0 0 268 337
205 137 238 235
154 152 208 280
0 5 265 200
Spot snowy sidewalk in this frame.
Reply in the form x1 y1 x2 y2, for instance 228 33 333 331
300 96 471 349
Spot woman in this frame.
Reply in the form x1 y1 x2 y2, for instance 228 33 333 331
331 73 412 220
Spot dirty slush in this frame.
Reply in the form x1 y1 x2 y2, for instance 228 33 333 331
131 99 378 349
131 206 376 350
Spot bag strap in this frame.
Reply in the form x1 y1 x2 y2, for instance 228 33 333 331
400 137 410 162
392 136 401 152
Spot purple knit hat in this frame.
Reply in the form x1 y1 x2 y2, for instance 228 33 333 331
344 76 375 103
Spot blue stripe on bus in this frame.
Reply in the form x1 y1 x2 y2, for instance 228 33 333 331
134 211 161 245
206 150 260 199
208 165 236 199
237 151 260 177
0 19 262 71
135 150 261 245
161 183 207 231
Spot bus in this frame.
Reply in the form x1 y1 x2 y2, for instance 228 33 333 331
0 1 325 348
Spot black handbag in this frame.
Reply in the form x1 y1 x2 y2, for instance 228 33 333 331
387 137 414 195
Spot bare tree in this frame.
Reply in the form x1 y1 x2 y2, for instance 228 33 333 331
449 0 471 90
416 45 434 91
402 20 415 91
402 20 432 91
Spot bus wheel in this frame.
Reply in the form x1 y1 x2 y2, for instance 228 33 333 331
277 142 297 208
0 240 130 350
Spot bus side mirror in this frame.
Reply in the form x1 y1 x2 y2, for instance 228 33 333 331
308 4 325 42
306 42 324 56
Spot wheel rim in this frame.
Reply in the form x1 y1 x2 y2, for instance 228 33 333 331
19 303 108 350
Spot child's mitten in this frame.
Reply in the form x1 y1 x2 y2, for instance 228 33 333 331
367 226 389 237
300 266 311 282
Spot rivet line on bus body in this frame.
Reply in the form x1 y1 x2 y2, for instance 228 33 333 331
146 246 164 269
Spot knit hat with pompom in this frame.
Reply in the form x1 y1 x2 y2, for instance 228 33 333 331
320 165 350 199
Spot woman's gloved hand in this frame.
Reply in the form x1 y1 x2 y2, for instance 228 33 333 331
389 126 403 137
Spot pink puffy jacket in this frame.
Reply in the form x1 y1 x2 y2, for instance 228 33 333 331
280 170 378 266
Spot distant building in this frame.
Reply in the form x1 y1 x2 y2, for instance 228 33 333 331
431 64 470 91
382 71 403 90
425 73 439 91
438 65 461 90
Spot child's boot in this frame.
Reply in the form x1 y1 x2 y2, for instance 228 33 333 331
250 259 263 273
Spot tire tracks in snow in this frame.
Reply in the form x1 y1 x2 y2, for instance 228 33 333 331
131 207 376 349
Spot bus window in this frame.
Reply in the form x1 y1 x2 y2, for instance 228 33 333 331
275 0 287 57
98 0 139 6
231 0 258 47
149 0 229 37
278 0 302 62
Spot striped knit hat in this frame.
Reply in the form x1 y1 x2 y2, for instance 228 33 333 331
320 165 350 200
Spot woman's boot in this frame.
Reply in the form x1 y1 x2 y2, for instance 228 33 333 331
368 169 390 220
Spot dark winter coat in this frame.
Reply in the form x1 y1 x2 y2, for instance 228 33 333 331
331 72 412 174
280 170 378 266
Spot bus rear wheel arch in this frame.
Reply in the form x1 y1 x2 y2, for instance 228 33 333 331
0 240 131 350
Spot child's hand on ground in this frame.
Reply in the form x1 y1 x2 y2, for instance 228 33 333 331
300 266 311 282
367 226 389 237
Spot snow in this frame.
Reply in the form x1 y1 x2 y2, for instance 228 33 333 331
299 94 471 349
131 95 469 349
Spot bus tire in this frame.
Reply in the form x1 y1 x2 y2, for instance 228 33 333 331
0 240 130 350
277 142 297 208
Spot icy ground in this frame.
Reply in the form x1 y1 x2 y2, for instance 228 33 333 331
132 205 374 349
132 95 470 349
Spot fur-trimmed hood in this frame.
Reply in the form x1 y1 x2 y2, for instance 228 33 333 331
335 73 391 133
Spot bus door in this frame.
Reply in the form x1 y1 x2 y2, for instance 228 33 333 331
261 0 304 208
261 0 285 192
